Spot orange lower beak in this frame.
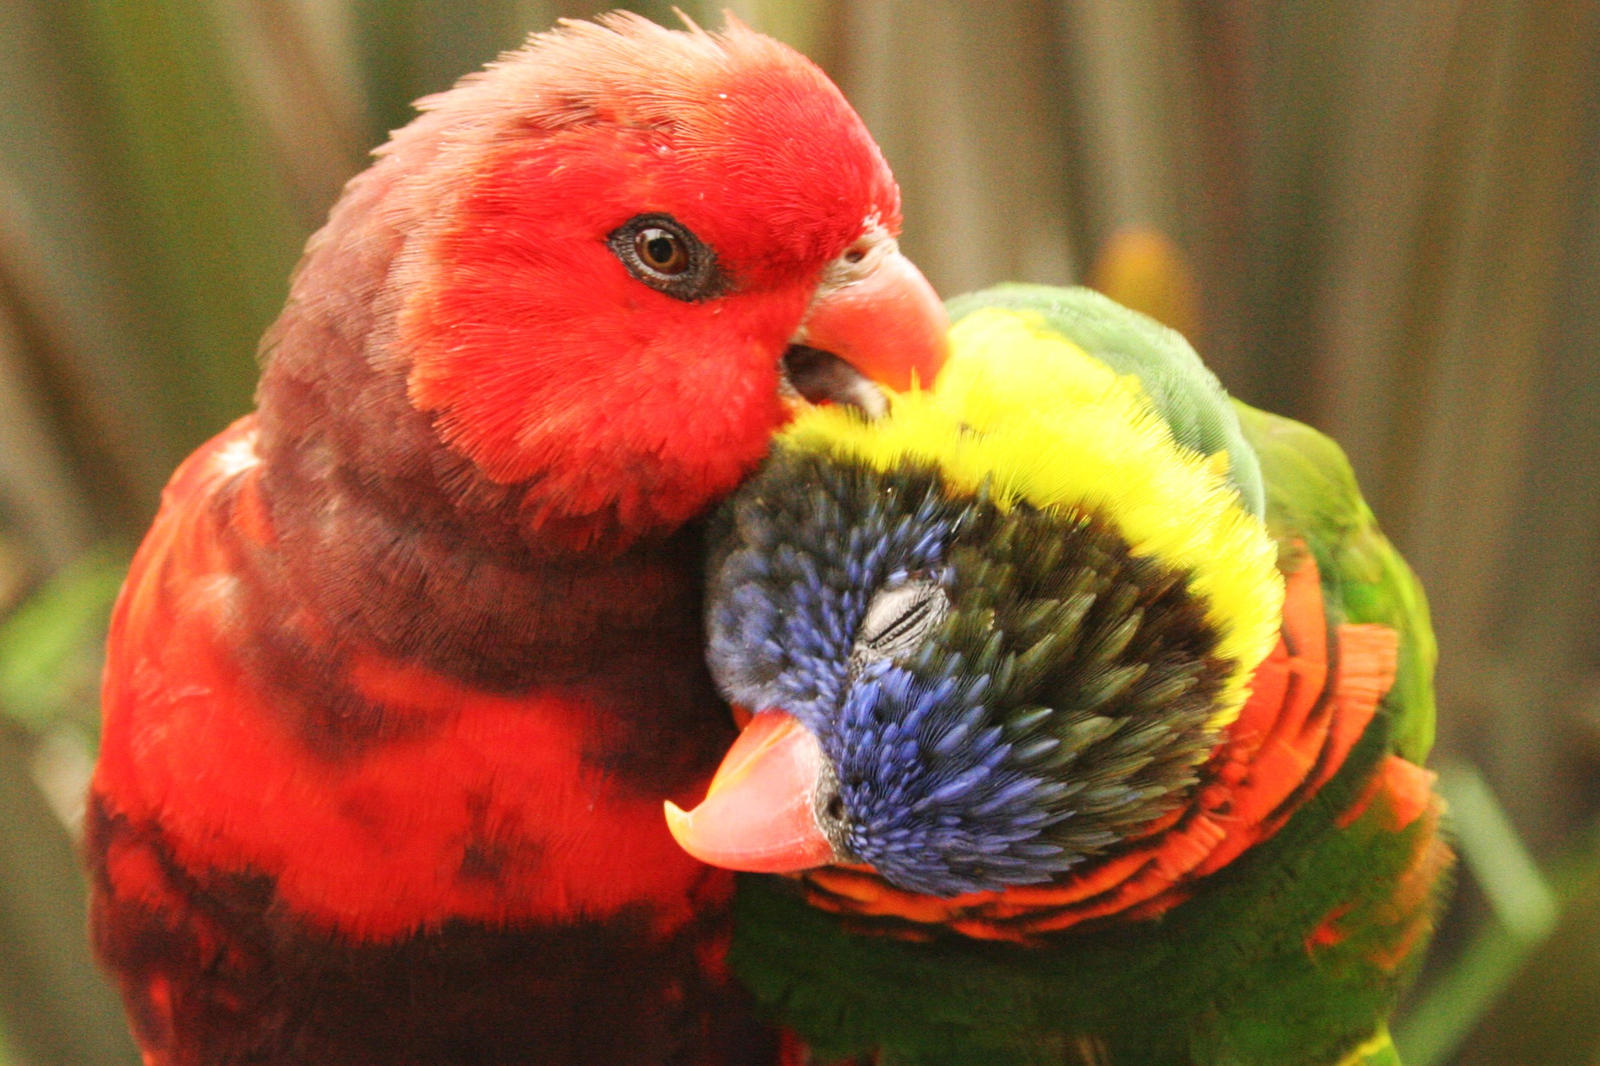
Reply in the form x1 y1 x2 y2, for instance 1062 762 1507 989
664 711 837 873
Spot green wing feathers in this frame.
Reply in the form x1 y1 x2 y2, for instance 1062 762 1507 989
1231 401 1437 761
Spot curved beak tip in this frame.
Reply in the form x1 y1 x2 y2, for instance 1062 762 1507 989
660 711 838 874
662 799 695 852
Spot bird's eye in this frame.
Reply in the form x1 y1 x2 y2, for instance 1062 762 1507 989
636 228 689 274
851 577 949 672
607 214 721 301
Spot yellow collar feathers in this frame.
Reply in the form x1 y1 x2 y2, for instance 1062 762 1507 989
781 307 1284 729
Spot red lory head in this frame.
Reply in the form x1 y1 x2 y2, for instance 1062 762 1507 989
257 13 945 552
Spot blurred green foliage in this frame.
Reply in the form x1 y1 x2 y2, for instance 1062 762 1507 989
0 553 124 735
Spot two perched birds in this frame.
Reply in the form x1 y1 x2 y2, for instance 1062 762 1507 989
88 13 1449 1066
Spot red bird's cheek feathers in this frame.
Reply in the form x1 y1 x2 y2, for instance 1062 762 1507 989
393 117 932 545
398 142 802 530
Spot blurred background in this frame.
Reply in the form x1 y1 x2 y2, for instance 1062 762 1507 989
1 1 1596 1062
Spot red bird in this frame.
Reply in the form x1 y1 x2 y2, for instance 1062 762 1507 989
88 15 945 1066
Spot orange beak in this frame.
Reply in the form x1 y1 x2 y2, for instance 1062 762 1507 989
664 711 837 873
789 234 947 398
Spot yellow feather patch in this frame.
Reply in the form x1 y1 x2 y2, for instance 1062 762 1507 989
1333 1028 1396 1066
783 307 1284 730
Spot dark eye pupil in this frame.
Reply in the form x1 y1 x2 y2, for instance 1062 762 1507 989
637 229 687 273
608 214 718 301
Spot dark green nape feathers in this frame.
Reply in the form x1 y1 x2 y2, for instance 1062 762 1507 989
688 285 1449 1065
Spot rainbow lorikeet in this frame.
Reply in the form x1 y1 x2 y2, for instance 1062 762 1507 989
88 15 946 1066
669 285 1450 1065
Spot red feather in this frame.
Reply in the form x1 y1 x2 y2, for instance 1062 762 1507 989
89 15 944 1065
